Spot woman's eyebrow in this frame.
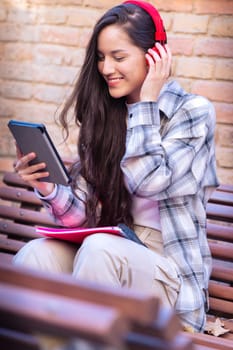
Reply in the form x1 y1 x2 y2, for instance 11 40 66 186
97 49 128 55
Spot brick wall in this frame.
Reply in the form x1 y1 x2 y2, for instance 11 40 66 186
0 0 233 184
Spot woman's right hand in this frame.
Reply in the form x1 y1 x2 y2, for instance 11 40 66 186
14 145 55 196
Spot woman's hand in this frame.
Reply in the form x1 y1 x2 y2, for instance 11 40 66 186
140 43 172 102
14 145 55 196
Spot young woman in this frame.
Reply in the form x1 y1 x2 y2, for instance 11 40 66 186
13 1 219 332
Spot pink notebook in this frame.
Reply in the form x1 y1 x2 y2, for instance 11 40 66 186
36 226 123 244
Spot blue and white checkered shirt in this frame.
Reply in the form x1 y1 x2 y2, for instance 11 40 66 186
39 80 219 332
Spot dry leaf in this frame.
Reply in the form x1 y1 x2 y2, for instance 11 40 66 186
205 318 230 337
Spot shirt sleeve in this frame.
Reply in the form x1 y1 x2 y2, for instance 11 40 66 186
35 175 88 227
121 97 217 200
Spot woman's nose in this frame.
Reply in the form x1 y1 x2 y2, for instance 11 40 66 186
102 58 115 75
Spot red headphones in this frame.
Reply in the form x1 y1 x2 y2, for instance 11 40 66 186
123 0 167 45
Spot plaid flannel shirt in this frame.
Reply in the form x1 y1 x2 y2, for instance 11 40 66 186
39 80 219 332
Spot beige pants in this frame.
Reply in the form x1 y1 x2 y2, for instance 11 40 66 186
13 225 180 307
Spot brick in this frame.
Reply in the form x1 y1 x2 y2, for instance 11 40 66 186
194 38 233 58
192 81 233 103
175 57 214 79
216 146 233 168
209 16 233 37
6 101 57 123
39 25 91 47
0 62 35 82
159 13 173 32
216 167 233 185
7 7 37 24
0 43 4 59
0 61 77 85
34 64 78 85
33 84 67 104
174 78 192 93
4 43 33 61
143 0 193 12
0 23 39 42
34 44 69 65
59 0 82 4
0 81 33 100
67 8 102 27
0 157 15 172
215 59 233 81
216 124 233 148
27 0 65 4
195 0 233 15
0 97 15 118
34 44 85 66
84 0 118 9
214 102 233 124
173 14 209 34
168 36 194 56
36 6 67 25
0 7 7 21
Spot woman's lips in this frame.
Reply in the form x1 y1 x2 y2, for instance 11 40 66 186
107 77 123 87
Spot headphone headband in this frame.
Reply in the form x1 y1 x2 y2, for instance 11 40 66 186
123 0 167 44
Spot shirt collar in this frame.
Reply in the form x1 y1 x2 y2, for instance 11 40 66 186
158 80 189 119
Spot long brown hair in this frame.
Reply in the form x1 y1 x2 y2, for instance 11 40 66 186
59 3 156 227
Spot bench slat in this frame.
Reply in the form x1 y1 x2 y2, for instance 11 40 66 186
209 297 233 315
0 186 41 206
0 220 39 239
207 203 233 222
0 235 25 253
0 205 56 226
211 263 233 283
218 184 233 193
207 223 233 243
0 328 40 350
209 191 233 206
209 241 233 262
0 282 128 346
0 262 160 325
186 332 233 350
209 281 233 301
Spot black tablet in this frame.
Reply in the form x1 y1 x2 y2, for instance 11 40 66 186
8 120 71 186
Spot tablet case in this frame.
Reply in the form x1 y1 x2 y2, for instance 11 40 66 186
8 120 71 185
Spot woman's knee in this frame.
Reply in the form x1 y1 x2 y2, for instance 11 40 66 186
13 238 77 274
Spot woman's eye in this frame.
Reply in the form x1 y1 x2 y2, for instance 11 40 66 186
115 57 124 62
97 56 104 62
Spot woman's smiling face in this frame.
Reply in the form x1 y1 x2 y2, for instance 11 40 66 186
97 24 148 104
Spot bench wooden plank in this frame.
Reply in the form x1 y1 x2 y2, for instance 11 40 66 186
0 282 129 347
0 262 160 326
217 184 233 193
0 186 41 206
211 263 233 283
209 241 233 262
207 203 233 223
207 223 233 243
186 332 233 350
0 220 39 239
0 234 25 253
209 297 233 316
0 204 56 226
208 281 233 301
0 328 40 350
209 191 233 206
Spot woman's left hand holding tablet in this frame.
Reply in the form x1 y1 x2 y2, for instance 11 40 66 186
14 144 55 196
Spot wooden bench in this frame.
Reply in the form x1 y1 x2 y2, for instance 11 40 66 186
0 170 233 349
